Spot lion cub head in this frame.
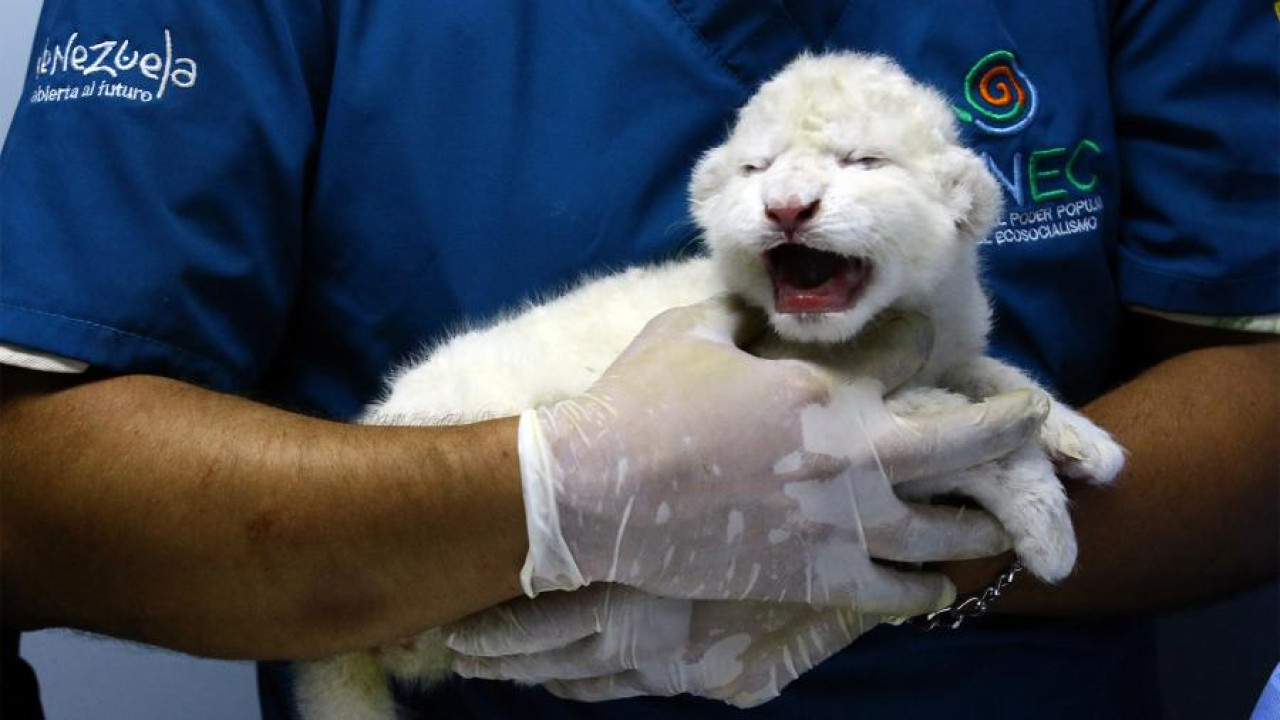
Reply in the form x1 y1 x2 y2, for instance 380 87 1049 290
690 53 1002 344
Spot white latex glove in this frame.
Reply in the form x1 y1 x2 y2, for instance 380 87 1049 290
446 584 882 708
519 297 1048 612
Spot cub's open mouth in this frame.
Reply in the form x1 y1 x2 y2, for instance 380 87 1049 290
763 245 872 314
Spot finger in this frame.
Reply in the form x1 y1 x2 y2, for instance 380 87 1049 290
452 634 625 683
865 503 1011 562
443 587 611 657
544 671 660 704
742 544 953 612
839 313 933 392
800 606 882 649
881 388 1050 482
849 565 958 616
893 473 959 503
651 294 768 348
721 608 865 708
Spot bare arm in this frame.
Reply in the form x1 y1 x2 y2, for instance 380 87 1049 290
0 369 527 660
944 314 1279 613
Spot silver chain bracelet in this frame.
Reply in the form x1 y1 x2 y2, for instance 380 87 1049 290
913 561 1024 631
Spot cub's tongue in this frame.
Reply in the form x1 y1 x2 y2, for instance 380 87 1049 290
764 245 870 314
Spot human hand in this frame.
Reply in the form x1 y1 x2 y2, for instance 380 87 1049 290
445 583 884 708
518 297 1049 611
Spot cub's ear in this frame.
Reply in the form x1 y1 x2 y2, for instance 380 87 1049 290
934 146 1003 243
688 145 733 205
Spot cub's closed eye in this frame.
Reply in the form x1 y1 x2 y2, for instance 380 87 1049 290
840 155 888 170
740 161 771 176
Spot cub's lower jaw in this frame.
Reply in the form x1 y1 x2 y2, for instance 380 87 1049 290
766 306 884 346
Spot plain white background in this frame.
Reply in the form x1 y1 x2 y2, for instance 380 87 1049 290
2 2 1275 719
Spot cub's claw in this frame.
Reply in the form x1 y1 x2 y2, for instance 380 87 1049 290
1041 404 1125 485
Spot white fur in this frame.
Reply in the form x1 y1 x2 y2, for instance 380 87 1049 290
296 53 1124 718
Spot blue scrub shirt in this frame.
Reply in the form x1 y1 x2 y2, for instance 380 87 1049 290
2 1 1277 718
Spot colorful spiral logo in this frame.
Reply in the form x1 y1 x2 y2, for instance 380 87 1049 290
954 50 1037 136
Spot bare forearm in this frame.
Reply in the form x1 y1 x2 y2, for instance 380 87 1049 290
0 371 527 659
945 339 1279 614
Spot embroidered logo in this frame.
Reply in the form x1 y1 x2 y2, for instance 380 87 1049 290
952 50 1037 136
28 28 198 106
951 52 1106 247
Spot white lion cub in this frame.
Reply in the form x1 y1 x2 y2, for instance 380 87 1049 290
296 53 1124 719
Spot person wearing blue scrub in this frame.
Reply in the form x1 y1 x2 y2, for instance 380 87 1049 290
2 2 1277 718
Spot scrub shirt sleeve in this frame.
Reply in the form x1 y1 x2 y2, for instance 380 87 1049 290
0 0 330 392
1109 0 1280 317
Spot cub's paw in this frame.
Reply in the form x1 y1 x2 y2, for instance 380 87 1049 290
1041 403 1125 485
897 444 1078 583
377 629 454 690
294 653 396 720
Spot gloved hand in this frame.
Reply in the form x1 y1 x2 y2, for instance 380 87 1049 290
519 297 1048 612
445 584 883 708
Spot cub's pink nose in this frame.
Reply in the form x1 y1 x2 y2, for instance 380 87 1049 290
765 199 820 237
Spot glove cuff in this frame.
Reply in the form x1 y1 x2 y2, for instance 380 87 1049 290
517 408 588 597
